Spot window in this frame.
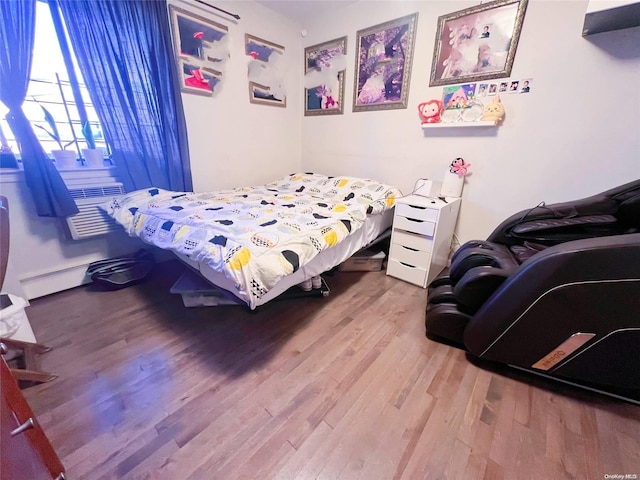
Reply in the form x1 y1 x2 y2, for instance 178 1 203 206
0 0 107 162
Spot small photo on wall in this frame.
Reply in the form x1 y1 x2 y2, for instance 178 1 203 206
478 83 489 97
442 83 477 109
249 82 286 107
499 82 508 93
520 78 532 93
488 83 498 96
181 63 221 94
508 80 520 93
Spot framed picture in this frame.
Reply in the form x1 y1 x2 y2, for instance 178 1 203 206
245 34 286 107
248 82 286 107
179 62 222 96
169 5 229 96
353 13 419 112
304 36 347 116
442 83 477 109
429 0 528 87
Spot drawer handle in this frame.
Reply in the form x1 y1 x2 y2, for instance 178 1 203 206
405 217 423 223
408 205 426 210
399 262 416 268
402 246 419 252
11 418 35 436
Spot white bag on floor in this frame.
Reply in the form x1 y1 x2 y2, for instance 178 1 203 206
0 293 27 338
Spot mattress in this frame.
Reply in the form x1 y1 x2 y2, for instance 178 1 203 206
176 208 393 307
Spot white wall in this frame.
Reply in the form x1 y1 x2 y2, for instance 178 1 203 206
587 0 638 13
174 0 303 191
300 0 640 242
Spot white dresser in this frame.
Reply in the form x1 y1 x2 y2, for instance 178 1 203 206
386 195 461 288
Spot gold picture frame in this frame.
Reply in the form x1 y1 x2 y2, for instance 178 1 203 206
353 13 418 112
430 0 528 87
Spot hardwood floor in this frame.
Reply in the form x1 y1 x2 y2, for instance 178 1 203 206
21 260 640 479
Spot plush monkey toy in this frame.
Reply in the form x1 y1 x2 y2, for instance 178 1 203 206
417 100 444 124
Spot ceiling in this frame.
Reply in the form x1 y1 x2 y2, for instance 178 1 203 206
255 0 359 26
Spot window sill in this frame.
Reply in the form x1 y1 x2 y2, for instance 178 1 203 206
0 165 116 184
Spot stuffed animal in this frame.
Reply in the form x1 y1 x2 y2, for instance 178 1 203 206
481 95 505 123
449 157 471 177
417 100 444 124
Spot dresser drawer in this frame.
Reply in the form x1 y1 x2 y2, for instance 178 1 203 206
389 243 431 268
396 202 439 223
386 259 427 287
393 215 436 236
392 230 433 252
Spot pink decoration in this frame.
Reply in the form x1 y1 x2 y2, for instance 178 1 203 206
449 157 471 177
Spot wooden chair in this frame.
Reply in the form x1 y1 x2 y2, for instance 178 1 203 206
0 195 57 383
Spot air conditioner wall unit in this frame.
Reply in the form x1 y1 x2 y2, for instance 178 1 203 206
583 0 640 35
64 182 126 240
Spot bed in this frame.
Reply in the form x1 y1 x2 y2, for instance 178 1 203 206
103 173 402 309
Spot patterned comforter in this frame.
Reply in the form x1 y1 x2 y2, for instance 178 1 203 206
104 173 401 308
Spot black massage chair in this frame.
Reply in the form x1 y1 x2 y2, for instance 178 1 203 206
426 179 640 403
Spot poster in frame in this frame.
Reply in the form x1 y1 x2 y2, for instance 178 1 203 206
248 82 286 108
168 5 229 96
179 62 222 96
353 13 419 112
304 36 347 116
429 0 528 87
245 34 286 107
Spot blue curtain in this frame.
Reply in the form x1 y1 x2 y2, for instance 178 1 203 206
0 0 79 217
57 0 192 193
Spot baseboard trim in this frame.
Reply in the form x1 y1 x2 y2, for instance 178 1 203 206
19 249 175 300
20 262 92 300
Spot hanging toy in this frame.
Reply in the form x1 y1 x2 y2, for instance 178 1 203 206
442 158 470 197
449 157 471 177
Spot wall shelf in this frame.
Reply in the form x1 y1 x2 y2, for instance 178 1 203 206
422 121 498 129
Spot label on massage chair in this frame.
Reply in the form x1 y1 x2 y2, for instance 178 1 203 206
532 332 596 370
